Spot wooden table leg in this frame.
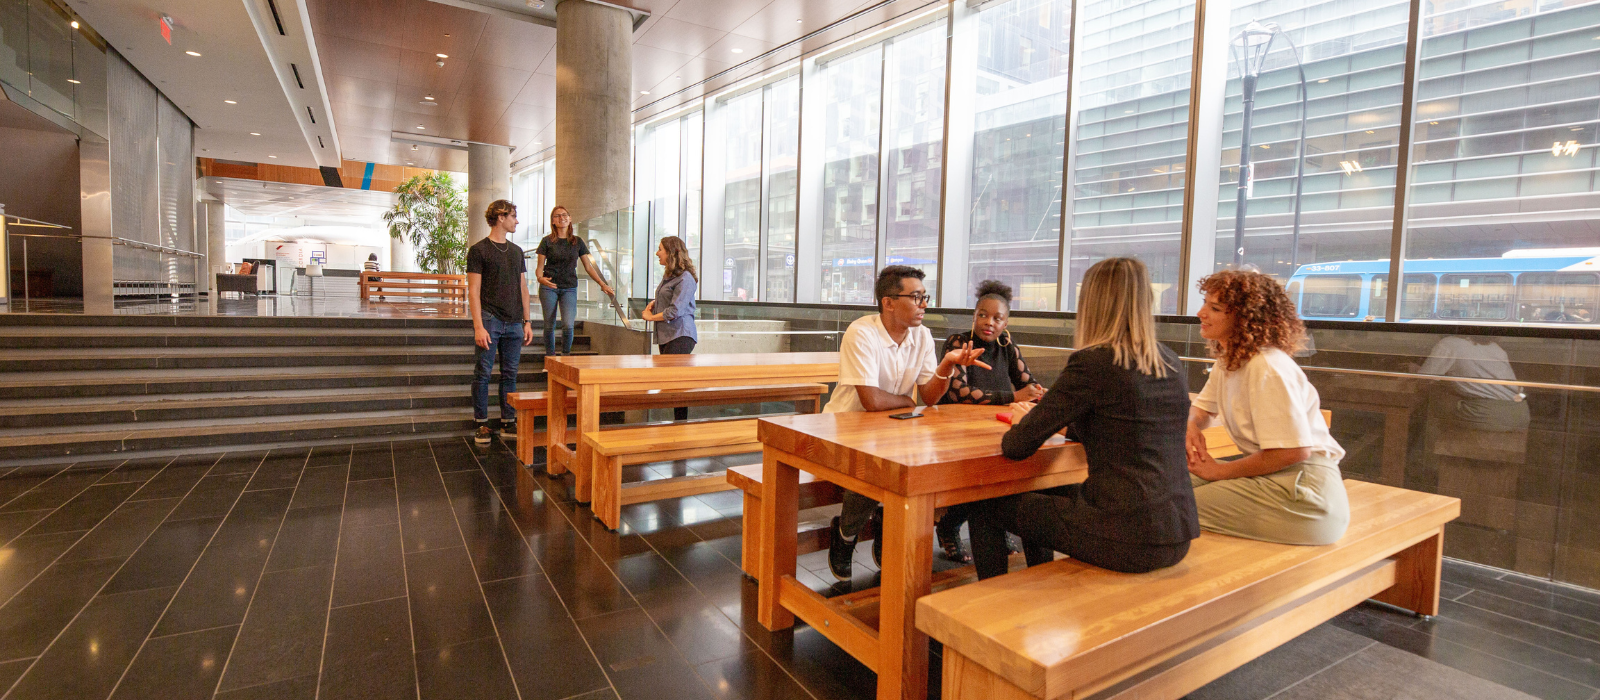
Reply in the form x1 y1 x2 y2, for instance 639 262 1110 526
1374 526 1443 616
877 492 934 700
546 380 569 475
573 385 600 503
757 448 798 630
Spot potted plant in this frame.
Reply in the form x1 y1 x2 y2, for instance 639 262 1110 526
384 172 467 273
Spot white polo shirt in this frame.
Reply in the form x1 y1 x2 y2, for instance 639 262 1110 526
823 314 938 414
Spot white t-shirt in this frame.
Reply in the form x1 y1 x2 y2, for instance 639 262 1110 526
1417 336 1521 402
1194 347 1345 462
824 314 938 414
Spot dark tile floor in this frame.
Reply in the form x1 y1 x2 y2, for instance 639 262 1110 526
0 438 1593 700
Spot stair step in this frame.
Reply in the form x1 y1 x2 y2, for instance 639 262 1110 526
0 345 595 372
0 408 492 463
0 326 593 349
0 364 539 399
0 386 494 428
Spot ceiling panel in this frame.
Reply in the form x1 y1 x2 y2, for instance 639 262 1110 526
458 62 533 98
312 0 409 45
325 74 398 111
322 36 404 83
733 0 860 42
497 102 554 130
396 50 475 90
400 1 489 56
663 0 776 33
393 83 458 118
635 17 728 56
331 101 395 132
471 20 556 71
511 73 556 106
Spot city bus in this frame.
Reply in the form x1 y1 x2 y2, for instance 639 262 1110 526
1285 249 1600 325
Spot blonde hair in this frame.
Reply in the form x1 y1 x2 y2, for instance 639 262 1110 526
1074 257 1170 377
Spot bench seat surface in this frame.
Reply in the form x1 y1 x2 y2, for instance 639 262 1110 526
915 480 1458 699
584 419 759 454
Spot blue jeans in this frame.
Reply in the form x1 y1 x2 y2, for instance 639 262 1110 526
472 316 524 424
539 286 577 355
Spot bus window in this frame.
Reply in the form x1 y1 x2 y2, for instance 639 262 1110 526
1517 272 1598 324
1301 275 1362 317
1367 274 1437 320
1437 273 1513 320
1287 280 1302 307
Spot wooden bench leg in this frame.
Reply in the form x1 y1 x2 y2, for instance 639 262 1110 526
941 649 1033 700
740 490 760 577
547 381 569 475
594 454 622 531
1372 527 1443 616
756 449 798 631
517 414 533 467
573 388 599 503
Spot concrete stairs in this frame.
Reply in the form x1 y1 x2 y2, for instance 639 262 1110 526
0 315 591 466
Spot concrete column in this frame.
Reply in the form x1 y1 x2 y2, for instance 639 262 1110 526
79 138 114 314
467 143 512 246
205 200 226 287
391 234 415 272
555 0 632 223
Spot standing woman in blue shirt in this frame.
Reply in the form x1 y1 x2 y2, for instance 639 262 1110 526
641 236 699 420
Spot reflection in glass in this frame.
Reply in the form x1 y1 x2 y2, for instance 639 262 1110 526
820 46 884 305
1400 0 1600 324
682 111 704 271
967 0 1070 310
765 77 800 302
1216 0 1408 281
883 24 946 296
722 91 763 300
1069 0 1195 313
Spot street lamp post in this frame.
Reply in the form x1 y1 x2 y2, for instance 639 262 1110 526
1229 21 1309 270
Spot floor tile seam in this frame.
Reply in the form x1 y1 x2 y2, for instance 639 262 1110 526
1370 615 1592 691
1431 602 1600 669
1255 638 1377 700
1482 574 1600 614
200 450 315 698
7 462 225 700
0 524 103 611
0 463 92 526
388 441 425 700
311 460 354 700
328 594 408 612
1451 592 1600 646
486 464 618 700
145 621 244 641
206 671 321 699
430 441 526 700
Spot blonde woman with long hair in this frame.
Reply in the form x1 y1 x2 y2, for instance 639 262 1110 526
641 236 699 420
971 257 1199 579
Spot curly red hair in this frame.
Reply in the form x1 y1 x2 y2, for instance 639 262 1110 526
1198 270 1305 372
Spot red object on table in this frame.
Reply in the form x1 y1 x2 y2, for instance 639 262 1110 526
996 412 1012 424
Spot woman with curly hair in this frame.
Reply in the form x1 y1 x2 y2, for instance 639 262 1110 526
1187 269 1348 545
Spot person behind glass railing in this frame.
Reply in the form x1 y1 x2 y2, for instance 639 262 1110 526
534 206 614 357
1416 335 1529 432
972 257 1198 580
642 236 699 421
932 279 1046 563
1186 269 1349 546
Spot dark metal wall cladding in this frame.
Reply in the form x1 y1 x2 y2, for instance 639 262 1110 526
108 49 196 293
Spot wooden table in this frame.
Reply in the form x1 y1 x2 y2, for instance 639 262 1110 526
543 352 840 502
753 403 1089 700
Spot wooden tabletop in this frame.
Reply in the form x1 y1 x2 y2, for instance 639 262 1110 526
544 352 840 388
757 403 1086 498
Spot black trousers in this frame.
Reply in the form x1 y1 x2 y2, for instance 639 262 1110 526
659 336 696 421
970 484 1191 579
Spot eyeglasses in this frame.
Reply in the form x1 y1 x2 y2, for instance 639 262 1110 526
887 293 932 306
553 213 571 219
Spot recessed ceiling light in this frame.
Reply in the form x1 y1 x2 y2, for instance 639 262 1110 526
731 48 743 54
225 100 237 104
640 90 650 95
1365 130 1375 134
186 50 201 57
70 20 79 29
268 155 277 159
417 125 426 130
67 78 80 84
424 95 435 101
796 18 802 23
533 141 542 145
1318 78 1328 83
436 53 448 58
250 132 260 136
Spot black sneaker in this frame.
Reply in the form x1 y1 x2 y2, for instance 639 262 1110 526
937 517 971 564
502 422 517 441
827 516 856 581
870 506 883 569
473 424 494 445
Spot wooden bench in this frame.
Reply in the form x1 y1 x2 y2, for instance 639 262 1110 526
359 271 467 302
583 419 763 530
916 479 1459 700
726 464 844 577
508 383 827 490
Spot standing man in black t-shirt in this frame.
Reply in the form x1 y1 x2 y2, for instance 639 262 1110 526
468 199 532 445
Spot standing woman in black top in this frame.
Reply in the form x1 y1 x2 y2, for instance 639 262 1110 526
933 280 1046 562
970 257 1199 579
534 206 614 356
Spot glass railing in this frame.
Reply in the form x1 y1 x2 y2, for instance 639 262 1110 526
667 299 1600 590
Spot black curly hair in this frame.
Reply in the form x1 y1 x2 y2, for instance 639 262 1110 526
975 280 1012 305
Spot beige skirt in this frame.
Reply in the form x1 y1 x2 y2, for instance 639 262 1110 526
1190 454 1349 546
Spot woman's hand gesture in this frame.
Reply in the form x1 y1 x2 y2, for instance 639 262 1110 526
1014 383 1045 403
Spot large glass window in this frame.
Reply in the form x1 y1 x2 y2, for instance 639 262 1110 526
635 110 704 292
721 92 763 300
1368 272 1438 320
1401 0 1600 318
1437 272 1514 320
1517 272 1598 324
883 24 947 294
966 0 1072 310
1212 0 1409 282
1069 0 1196 313
819 45 884 305
1301 273 1363 316
765 77 800 302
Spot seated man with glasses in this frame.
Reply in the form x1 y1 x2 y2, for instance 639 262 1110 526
824 265 989 582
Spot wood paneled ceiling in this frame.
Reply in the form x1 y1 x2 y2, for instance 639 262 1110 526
307 0 893 171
